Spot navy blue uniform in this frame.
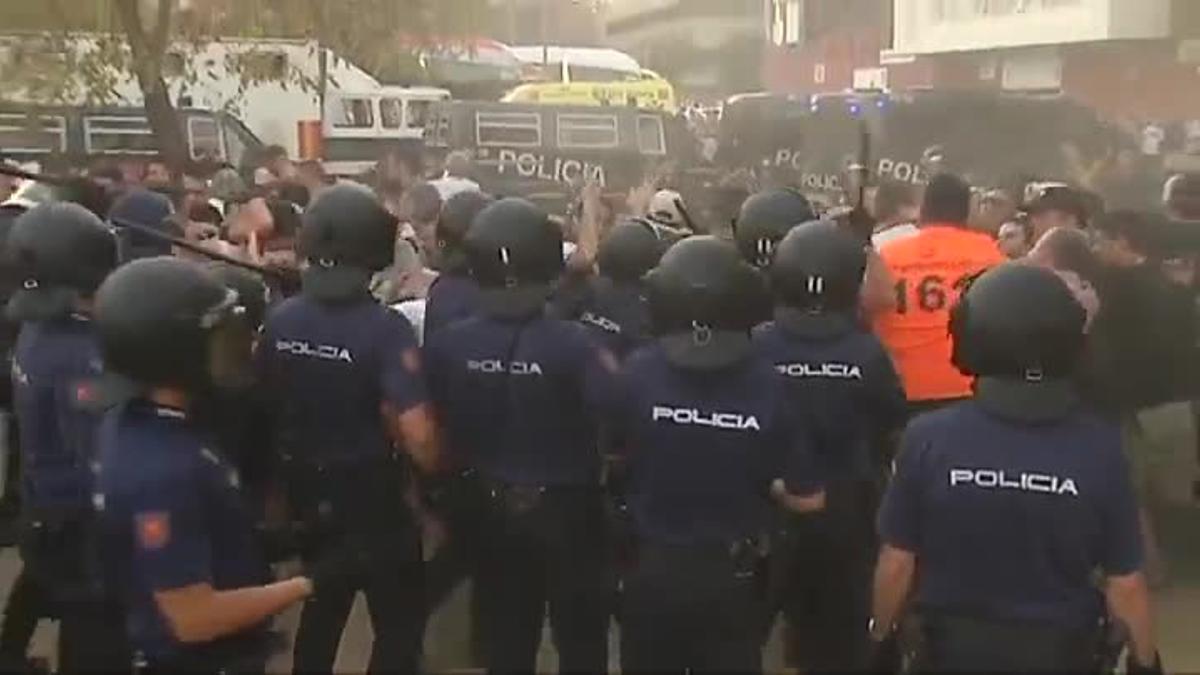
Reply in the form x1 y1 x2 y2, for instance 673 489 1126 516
423 273 479 343
879 402 1142 670
4 318 127 671
257 295 427 674
425 314 616 673
96 401 266 670
607 345 823 674
753 321 905 670
573 278 651 360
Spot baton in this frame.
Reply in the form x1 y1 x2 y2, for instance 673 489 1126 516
0 163 298 282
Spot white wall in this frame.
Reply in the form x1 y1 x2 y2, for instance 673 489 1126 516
892 0 1170 55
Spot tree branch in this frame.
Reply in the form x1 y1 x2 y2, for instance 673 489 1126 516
113 0 149 59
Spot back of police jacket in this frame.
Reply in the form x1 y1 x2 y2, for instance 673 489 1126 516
424 313 616 487
1086 263 1199 412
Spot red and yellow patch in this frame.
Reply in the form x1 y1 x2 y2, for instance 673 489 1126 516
135 512 171 550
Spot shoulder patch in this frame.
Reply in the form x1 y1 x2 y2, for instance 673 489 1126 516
135 512 171 550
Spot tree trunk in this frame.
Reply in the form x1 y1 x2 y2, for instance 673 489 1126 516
112 0 189 178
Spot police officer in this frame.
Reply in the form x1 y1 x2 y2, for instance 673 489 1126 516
872 263 1162 673
256 184 439 674
2 202 128 672
93 257 327 674
608 235 826 674
572 218 675 359
733 189 817 270
423 190 492 341
423 197 617 674
754 221 907 672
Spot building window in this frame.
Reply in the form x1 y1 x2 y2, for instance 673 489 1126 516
476 111 542 147
770 0 804 46
557 114 619 149
935 0 1080 21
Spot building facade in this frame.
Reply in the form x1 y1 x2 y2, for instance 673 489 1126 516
604 0 762 98
763 0 1200 123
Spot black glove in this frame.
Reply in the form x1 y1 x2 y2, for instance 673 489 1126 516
866 632 901 674
307 542 369 596
1125 651 1164 675
846 201 877 244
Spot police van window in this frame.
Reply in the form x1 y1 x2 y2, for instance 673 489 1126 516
380 99 403 130
221 118 249 167
637 115 666 155
557 114 619 149
84 116 157 155
476 111 541 148
0 113 66 154
333 98 375 129
188 116 223 161
407 100 433 129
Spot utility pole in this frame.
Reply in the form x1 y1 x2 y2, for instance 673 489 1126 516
541 0 550 64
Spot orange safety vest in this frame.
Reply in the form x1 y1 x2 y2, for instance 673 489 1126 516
873 224 1006 403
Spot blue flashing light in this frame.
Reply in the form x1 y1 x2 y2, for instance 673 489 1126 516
849 103 861 116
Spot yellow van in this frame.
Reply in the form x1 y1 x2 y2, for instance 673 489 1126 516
503 70 677 114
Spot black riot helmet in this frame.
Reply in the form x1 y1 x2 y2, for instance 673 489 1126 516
437 190 494 274
206 262 270 331
597 218 675 284
298 183 397 303
646 236 767 371
734 189 817 268
769 220 866 336
6 202 118 322
465 197 563 318
950 263 1087 422
96 257 251 391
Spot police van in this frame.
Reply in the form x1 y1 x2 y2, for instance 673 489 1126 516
0 104 262 170
717 90 1131 198
318 86 452 176
425 101 691 212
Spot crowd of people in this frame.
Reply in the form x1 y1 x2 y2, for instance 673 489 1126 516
0 135 1194 675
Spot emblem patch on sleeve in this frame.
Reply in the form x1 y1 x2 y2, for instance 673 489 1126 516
136 512 171 550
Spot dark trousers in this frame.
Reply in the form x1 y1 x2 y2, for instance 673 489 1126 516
475 485 609 674
422 471 488 663
0 521 129 673
770 478 878 673
622 543 765 674
914 613 1097 673
289 459 425 675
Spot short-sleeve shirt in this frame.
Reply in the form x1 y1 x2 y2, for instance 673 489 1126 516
423 274 480 343
95 401 267 661
874 225 1005 402
257 296 426 464
607 346 823 545
754 322 906 481
12 317 104 513
424 314 616 486
878 401 1142 628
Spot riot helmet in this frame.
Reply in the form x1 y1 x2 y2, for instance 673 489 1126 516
96 257 252 391
297 183 397 303
597 218 674 284
646 236 767 371
206 262 270 331
950 262 1087 421
769 220 867 337
437 190 494 274
6 202 118 322
734 189 816 268
465 197 563 319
